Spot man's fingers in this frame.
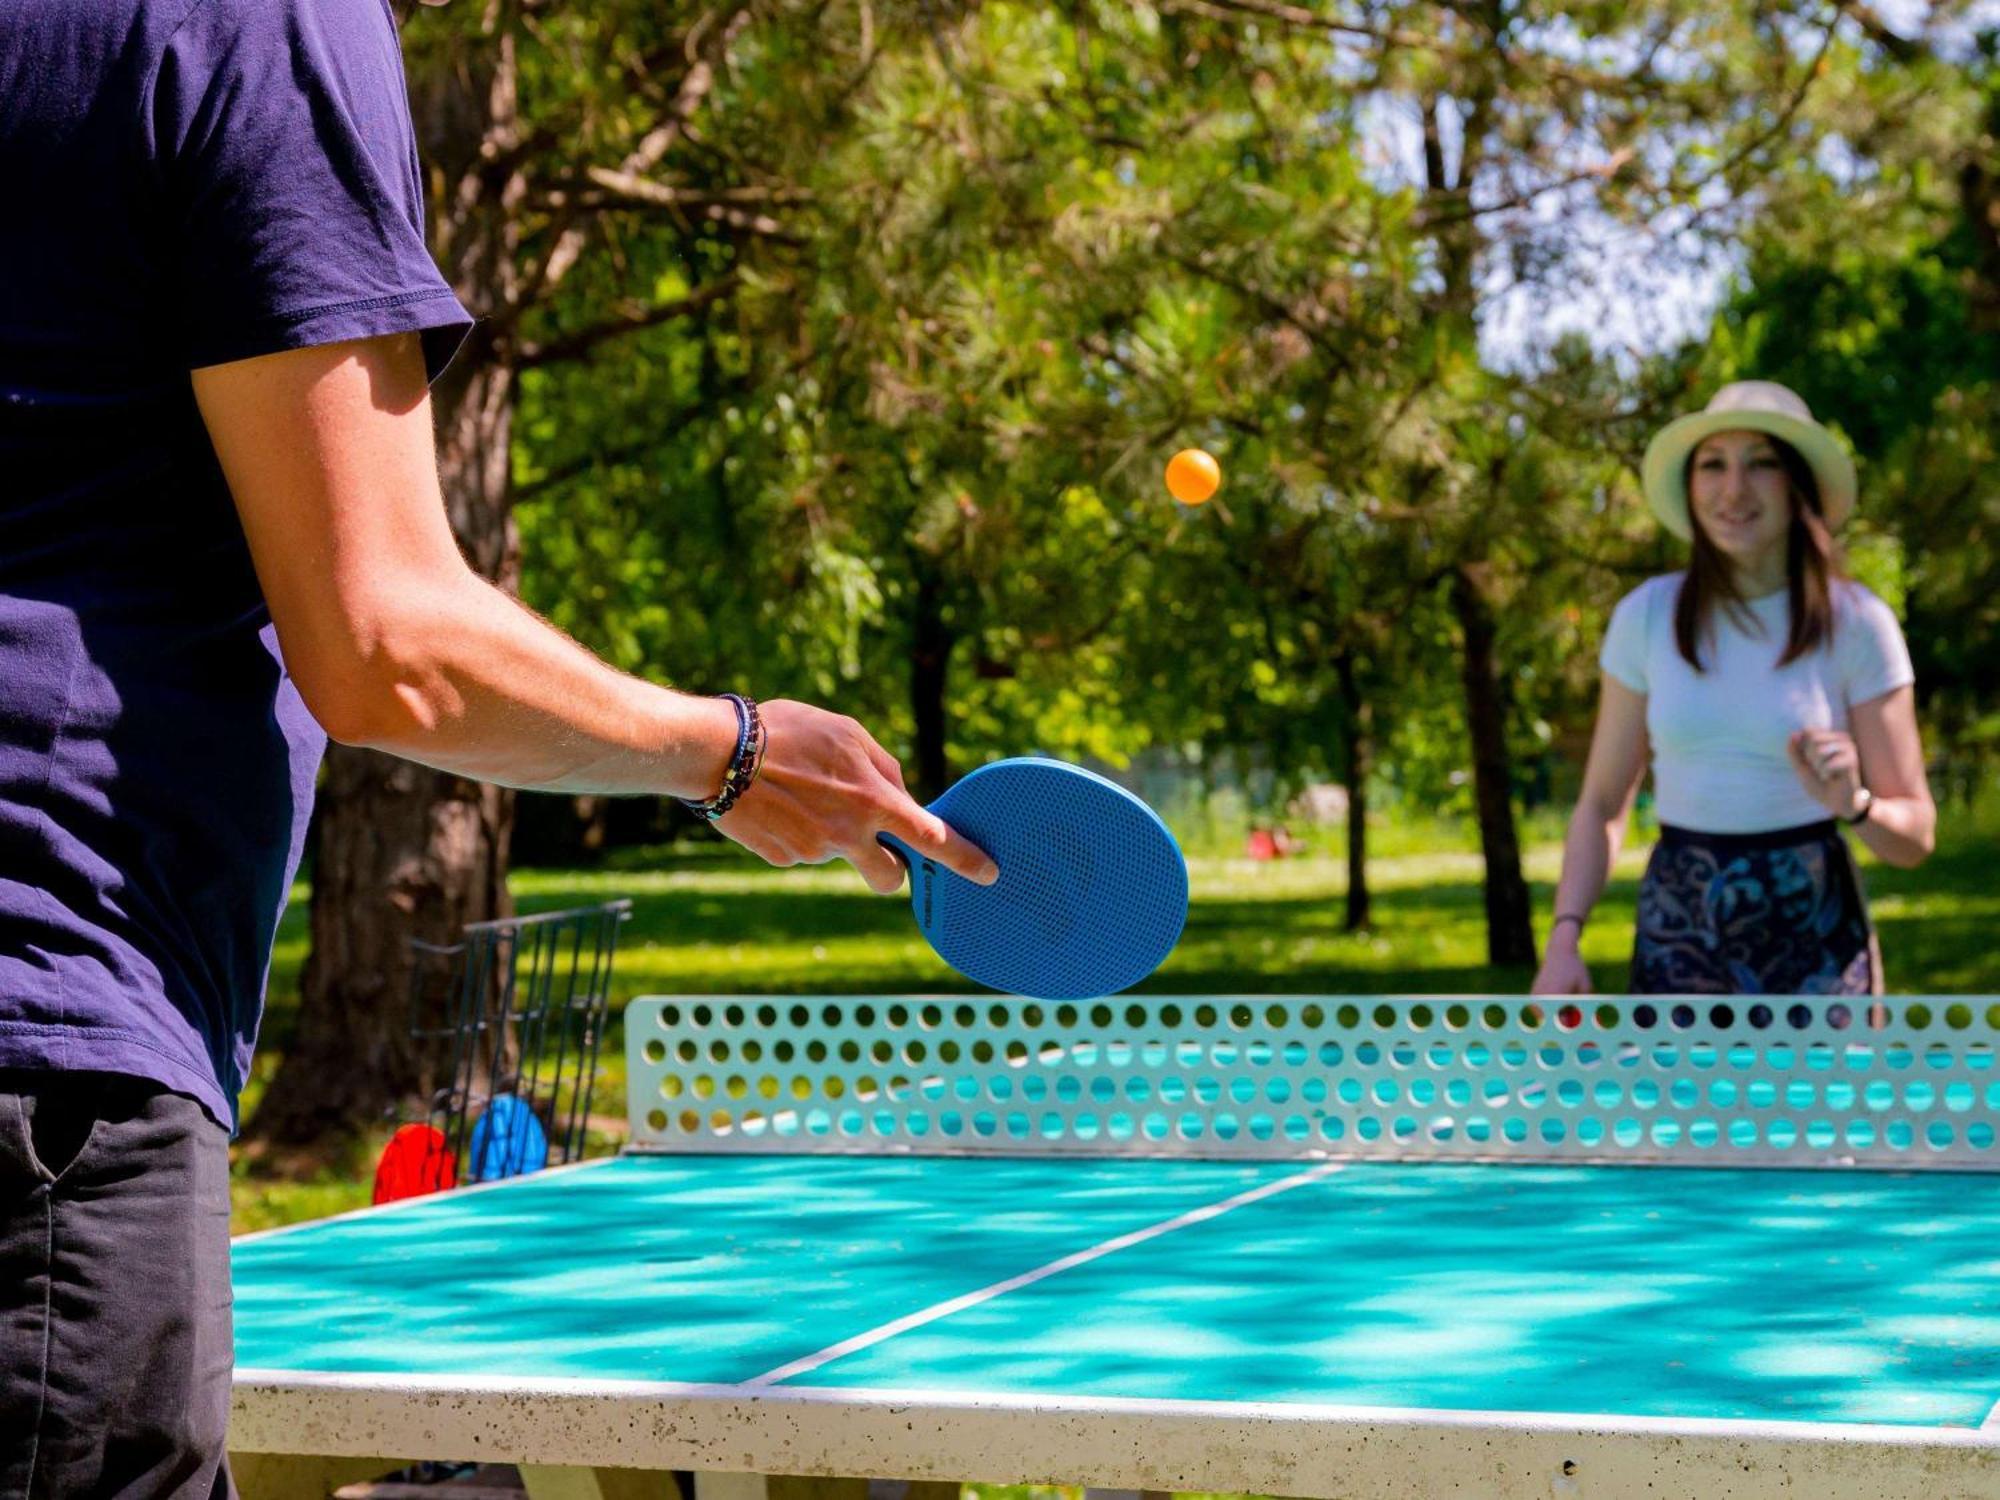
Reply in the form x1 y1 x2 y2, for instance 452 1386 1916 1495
881 801 998 885
848 838 909 895
714 793 802 868
721 824 795 867
713 705 993 888
863 739 909 794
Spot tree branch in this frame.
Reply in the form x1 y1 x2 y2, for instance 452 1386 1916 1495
1162 0 1459 50
1678 11 1842 197
1162 0 1662 96
1841 0 1927 63
538 168 812 242
625 7 758 173
515 444 652 504
519 6 757 308
1416 150 1638 228
516 276 741 368
1159 247 1360 374
553 173 814 211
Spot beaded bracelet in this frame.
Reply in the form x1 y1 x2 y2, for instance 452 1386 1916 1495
679 694 765 822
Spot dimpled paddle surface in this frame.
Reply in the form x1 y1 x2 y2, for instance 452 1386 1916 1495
890 758 1188 1000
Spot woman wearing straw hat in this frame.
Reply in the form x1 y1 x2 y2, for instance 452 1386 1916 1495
1532 381 1936 997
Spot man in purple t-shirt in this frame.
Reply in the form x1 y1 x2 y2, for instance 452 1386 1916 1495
0 1 994 1492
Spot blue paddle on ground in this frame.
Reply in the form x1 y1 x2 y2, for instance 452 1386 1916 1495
878 757 1189 1000
468 1093 549 1182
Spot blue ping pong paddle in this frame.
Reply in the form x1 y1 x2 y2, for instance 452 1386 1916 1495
878 757 1189 1000
468 1093 550 1182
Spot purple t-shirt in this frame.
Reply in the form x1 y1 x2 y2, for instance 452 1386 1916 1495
0 0 471 1128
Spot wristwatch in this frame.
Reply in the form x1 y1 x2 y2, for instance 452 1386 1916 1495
1843 787 1875 826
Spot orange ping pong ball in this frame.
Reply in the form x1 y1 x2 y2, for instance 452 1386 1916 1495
1165 448 1222 505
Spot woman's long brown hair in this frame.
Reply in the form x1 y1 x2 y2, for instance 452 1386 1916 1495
1674 435 1844 671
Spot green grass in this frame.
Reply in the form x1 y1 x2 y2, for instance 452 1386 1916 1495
231 794 2000 1232
231 1161 382 1234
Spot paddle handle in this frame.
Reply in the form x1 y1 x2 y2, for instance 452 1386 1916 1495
876 832 942 936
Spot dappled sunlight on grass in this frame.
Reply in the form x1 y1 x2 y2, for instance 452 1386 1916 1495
237 803 1998 1230
510 835 1659 996
232 1165 374 1235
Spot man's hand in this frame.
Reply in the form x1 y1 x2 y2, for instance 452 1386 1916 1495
717 701 998 893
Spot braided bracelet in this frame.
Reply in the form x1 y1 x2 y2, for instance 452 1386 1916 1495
679 694 765 822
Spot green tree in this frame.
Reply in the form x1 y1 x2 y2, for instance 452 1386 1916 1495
1691 12 1999 792
259 0 977 1145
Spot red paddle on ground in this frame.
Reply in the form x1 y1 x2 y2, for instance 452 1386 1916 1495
371 1122 458 1205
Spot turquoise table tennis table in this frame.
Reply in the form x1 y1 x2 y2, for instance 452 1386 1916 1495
229 995 2000 1500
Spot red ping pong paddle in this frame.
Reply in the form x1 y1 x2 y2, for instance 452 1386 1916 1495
371 1122 458 1205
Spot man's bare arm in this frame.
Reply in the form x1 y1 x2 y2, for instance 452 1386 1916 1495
192 332 995 893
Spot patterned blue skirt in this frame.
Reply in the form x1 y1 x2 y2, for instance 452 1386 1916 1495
1630 820 1874 996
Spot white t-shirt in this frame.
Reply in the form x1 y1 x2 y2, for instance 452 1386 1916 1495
1599 573 1915 834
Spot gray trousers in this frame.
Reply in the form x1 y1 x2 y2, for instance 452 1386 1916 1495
0 1070 234 1499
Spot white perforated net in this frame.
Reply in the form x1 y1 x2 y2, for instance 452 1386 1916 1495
625 994 2000 1169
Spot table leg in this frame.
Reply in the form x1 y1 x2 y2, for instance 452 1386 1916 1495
695 1476 869 1500
228 1453 411 1499
520 1466 686 1500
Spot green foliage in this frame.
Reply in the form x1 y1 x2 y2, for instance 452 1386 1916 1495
482 0 1996 819
254 0 2000 1159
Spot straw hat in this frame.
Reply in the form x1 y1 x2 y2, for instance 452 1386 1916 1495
1641 381 1857 541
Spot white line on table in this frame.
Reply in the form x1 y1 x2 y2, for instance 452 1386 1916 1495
743 1160 1348 1389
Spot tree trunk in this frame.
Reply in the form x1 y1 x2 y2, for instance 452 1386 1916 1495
244 35 521 1148
1964 153 2000 332
1451 564 1535 966
253 753 513 1144
909 565 952 801
1334 653 1371 933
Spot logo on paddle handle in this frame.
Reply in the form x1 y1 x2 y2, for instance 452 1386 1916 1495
921 860 937 928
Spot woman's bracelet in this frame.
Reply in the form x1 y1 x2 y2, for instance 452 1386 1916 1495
678 694 765 822
1550 912 1588 935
